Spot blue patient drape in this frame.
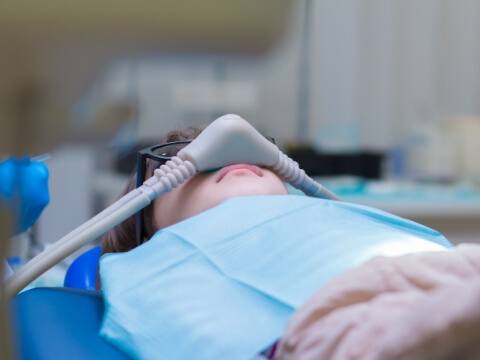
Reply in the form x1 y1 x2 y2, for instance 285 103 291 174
100 195 451 360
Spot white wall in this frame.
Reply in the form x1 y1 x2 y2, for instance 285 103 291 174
96 2 303 144
308 0 480 150
37 146 95 248
99 0 480 150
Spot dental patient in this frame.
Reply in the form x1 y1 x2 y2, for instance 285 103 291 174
99 120 473 360
100 126 292 359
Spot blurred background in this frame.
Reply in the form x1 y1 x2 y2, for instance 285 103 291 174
2 0 480 280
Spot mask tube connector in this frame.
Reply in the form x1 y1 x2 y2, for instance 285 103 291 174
142 157 197 200
273 152 339 200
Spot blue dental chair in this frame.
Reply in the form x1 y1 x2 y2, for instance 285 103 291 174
10 247 131 360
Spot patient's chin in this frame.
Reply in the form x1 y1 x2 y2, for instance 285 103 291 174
216 182 286 199
220 170 262 183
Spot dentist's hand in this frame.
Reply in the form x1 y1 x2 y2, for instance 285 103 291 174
276 245 480 360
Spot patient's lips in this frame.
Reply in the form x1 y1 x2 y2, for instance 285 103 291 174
216 164 263 183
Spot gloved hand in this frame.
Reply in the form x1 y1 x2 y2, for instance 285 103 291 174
276 245 480 360
0 157 50 233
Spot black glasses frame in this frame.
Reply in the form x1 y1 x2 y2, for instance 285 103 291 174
135 140 192 245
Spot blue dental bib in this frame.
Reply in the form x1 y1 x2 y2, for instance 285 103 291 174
100 195 451 360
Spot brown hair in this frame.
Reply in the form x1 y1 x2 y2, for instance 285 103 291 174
101 127 202 255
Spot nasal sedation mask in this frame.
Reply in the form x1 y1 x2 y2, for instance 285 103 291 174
6 114 339 296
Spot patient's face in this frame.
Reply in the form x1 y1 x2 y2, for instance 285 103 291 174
152 164 287 229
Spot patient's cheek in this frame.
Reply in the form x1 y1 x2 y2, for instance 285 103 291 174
152 175 210 229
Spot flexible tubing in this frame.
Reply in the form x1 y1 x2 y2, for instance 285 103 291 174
273 152 339 200
5 190 152 297
302 175 339 200
19 188 142 272
5 157 197 297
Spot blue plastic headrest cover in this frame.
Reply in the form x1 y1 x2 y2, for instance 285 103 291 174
64 247 101 290
100 195 451 360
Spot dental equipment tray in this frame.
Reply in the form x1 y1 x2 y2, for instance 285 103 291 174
10 287 131 360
